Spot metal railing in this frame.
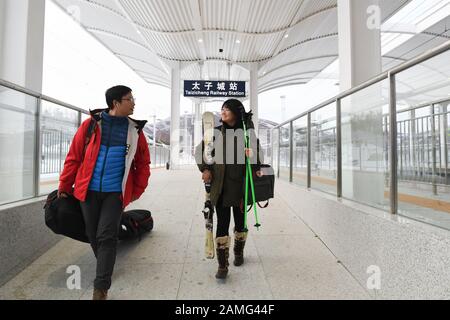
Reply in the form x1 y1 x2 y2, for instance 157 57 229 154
0 78 169 206
0 78 88 205
41 129 73 174
395 103 450 190
272 40 450 217
151 144 171 168
40 135 171 174
278 101 450 188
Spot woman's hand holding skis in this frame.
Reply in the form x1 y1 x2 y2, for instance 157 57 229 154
202 169 212 183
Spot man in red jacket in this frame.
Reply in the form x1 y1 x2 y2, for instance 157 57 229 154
58 86 151 300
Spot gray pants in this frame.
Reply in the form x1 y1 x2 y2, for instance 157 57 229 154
80 191 123 290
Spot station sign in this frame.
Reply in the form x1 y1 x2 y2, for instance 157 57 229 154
184 80 246 98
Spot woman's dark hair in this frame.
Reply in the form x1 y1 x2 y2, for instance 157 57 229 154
105 85 132 109
222 99 252 127
222 99 245 121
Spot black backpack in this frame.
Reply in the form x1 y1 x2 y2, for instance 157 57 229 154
118 210 154 241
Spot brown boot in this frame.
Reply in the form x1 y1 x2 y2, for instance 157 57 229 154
92 288 108 300
215 236 230 279
233 231 248 266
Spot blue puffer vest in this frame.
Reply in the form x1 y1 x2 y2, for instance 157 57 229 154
88 111 129 192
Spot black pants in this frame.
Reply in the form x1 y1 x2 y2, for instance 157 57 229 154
80 191 123 290
215 197 246 238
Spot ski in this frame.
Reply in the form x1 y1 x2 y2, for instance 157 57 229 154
202 111 215 259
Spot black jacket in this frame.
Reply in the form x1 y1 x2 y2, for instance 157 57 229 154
196 120 263 207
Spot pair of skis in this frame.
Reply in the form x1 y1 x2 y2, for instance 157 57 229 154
202 112 215 259
201 112 261 259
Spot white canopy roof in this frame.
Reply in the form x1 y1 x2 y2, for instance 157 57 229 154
52 0 448 95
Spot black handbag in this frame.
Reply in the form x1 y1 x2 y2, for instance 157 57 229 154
244 164 275 209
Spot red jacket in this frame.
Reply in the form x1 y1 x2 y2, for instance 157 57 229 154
59 109 151 208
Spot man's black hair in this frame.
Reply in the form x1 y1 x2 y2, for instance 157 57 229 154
105 85 132 109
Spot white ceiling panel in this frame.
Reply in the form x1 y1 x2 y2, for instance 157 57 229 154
52 0 427 93
55 0 142 43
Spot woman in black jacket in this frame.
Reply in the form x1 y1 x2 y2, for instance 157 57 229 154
197 99 263 279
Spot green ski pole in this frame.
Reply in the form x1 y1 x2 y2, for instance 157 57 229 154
243 120 261 230
244 155 250 230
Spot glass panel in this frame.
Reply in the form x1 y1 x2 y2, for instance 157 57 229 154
81 113 90 123
151 146 154 169
164 148 168 166
311 103 337 195
152 147 156 167
396 106 432 185
396 50 450 230
0 86 37 204
0 87 37 113
272 128 279 177
259 126 272 165
292 116 308 187
279 124 290 181
341 80 390 210
158 148 161 167
39 101 79 195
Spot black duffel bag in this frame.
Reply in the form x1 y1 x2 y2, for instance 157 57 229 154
44 191 153 243
44 190 89 243
244 164 275 209
119 210 154 241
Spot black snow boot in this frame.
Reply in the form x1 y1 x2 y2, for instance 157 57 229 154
215 236 230 279
233 231 248 266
